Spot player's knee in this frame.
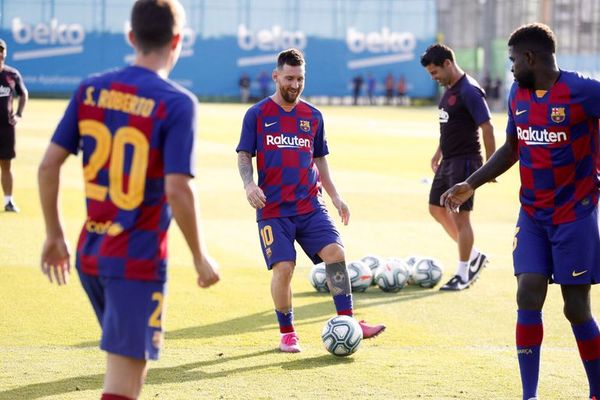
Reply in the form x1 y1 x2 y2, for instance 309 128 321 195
428 205 444 221
272 262 295 281
319 243 345 264
516 286 545 310
563 299 592 325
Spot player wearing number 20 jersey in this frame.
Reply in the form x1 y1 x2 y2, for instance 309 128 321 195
51 65 197 283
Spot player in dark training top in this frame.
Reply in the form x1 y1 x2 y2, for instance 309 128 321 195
38 1 220 399
0 39 27 212
442 23 600 400
237 48 385 353
421 44 496 291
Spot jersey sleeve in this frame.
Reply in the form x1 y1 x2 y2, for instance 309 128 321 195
313 112 329 157
236 108 257 155
13 70 26 97
163 94 197 176
579 76 600 119
462 84 491 126
505 82 519 137
51 86 82 155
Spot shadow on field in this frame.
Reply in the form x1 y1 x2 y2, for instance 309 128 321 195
71 286 438 347
165 287 438 340
0 349 350 399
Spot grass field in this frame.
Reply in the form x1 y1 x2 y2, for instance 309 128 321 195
0 100 598 399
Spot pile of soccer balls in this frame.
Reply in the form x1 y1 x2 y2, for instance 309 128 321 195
309 255 443 293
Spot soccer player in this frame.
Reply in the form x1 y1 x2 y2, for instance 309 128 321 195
236 48 385 353
420 44 496 291
38 1 220 399
0 38 28 212
441 23 600 400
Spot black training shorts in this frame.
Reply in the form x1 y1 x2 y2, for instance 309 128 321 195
0 124 15 160
429 155 482 211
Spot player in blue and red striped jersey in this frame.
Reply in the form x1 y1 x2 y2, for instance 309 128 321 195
38 1 219 399
442 23 600 400
237 48 385 353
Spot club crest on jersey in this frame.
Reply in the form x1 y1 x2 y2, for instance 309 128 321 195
299 120 311 132
550 107 566 123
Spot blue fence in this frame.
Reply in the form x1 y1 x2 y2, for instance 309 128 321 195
0 0 439 98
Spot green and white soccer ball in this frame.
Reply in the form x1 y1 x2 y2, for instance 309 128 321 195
321 315 363 357
361 255 384 285
411 258 443 288
374 258 410 292
347 260 373 292
309 262 329 292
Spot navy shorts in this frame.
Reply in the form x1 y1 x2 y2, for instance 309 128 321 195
78 269 166 360
257 208 343 269
513 207 600 284
429 155 482 211
0 124 15 160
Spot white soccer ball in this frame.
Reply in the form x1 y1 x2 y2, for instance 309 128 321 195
411 258 444 288
360 255 384 285
321 315 363 356
374 258 410 292
309 262 329 292
404 255 422 284
347 260 373 292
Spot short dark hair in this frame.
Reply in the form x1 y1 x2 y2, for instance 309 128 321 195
508 23 556 54
277 48 305 69
131 0 184 54
420 44 455 67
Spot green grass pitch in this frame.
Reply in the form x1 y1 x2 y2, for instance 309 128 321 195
0 100 598 399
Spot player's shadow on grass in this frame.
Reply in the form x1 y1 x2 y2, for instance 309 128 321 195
0 349 350 400
73 287 438 347
164 288 437 341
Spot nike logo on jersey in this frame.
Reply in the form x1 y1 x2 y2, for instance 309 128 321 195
515 109 527 116
265 121 277 127
572 269 588 277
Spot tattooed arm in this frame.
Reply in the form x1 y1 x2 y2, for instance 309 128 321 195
238 151 266 209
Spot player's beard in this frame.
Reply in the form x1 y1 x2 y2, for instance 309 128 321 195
515 70 536 89
280 86 301 104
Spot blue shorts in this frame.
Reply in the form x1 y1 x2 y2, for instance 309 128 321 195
257 208 343 269
513 207 600 284
78 270 166 360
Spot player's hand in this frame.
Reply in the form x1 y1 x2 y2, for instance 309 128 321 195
245 182 266 209
194 254 220 288
41 237 71 286
332 196 350 225
431 155 441 173
8 114 20 126
440 182 474 213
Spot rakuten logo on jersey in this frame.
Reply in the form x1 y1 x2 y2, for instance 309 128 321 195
266 134 310 149
12 18 85 60
439 108 449 123
517 126 568 145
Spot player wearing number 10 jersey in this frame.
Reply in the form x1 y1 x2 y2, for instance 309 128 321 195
237 48 384 354
38 1 219 400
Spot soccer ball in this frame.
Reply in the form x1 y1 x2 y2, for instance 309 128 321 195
411 258 444 288
360 255 384 285
309 262 329 292
321 315 363 356
347 260 373 292
404 255 422 284
374 258 410 292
